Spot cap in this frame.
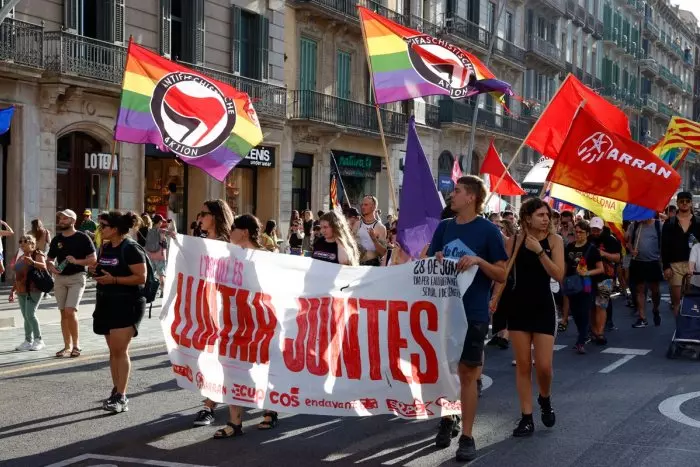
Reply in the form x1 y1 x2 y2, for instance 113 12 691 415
57 209 77 220
83 209 92 216
590 217 604 230
346 207 360 218
677 191 693 201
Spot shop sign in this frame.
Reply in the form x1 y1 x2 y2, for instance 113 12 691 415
334 151 381 178
521 182 542 199
240 145 275 168
437 175 453 191
84 153 118 171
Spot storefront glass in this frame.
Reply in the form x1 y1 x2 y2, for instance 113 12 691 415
144 145 187 233
331 151 381 207
292 153 313 213
226 167 255 215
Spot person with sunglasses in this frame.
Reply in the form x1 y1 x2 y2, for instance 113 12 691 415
91 211 147 413
11 234 47 351
661 192 700 317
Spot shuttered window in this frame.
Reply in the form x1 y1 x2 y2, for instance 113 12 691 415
160 0 171 57
114 0 125 44
64 0 79 32
336 51 351 99
231 7 269 80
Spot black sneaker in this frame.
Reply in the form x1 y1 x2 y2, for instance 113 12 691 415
653 312 661 326
435 416 458 448
477 378 483 398
455 435 477 462
193 408 215 426
632 318 649 328
104 393 128 413
538 395 556 428
512 415 534 437
103 387 117 409
606 323 618 332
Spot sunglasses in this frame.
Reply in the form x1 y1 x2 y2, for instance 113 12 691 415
678 199 691 204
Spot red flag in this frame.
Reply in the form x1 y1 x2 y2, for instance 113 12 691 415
450 158 463 183
480 140 526 195
546 104 680 212
525 74 631 159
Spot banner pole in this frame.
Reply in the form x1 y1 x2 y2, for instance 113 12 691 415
483 74 573 206
359 8 400 213
329 150 351 205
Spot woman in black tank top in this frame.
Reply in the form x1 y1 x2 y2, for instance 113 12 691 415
494 198 565 438
312 211 359 266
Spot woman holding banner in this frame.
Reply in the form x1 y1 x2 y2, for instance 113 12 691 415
192 199 235 428
312 211 359 266
494 198 564 437
211 214 280 438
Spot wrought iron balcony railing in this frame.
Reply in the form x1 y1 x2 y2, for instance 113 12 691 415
658 102 674 118
641 94 659 112
526 35 564 67
594 20 604 39
44 31 126 83
289 90 406 139
438 99 529 139
644 18 659 39
0 18 44 69
182 62 287 119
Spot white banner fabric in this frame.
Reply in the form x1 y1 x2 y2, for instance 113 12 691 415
160 235 475 419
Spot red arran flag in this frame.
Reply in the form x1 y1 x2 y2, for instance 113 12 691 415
525 74 630 160
480 140 526 195
546 105 680 213
450 158 463 183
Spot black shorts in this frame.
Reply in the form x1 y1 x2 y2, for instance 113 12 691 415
461 320 489 367
629 260 663 285
93 292 146 337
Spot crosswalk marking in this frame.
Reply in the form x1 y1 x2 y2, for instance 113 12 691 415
599 347 652 373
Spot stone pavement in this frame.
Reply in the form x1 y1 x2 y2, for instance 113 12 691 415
0 281 166 368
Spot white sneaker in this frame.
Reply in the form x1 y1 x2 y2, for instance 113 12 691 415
30 339 45 351
15 341 33 351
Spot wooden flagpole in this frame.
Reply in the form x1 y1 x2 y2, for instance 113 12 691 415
359 8 400 213
329 150 352 204
484 74 574 206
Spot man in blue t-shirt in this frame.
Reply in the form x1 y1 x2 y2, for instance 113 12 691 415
428 175 508 462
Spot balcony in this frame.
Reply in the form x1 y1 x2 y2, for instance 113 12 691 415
658 31 669 49
603 27 619 47
425 103 439 128
575 5 586 26
565 0 575 19
591 20 603 40
522 98 544 120
644 18 659 40
183 63 287 120
444 15 489 51
639 58 659 77
0 18 44 70
641 94 659 114
584 13 595 33
657 102 674 119
44 31 126 85
583 72 593 87
525 35 564 72
492 36 526 66
658 65 671 86
529 0 565 16
438 99 529 139
288 90 406 140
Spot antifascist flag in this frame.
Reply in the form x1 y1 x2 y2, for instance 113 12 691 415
525 74 630 159
480 140 525 196
358 7 513 105
396 116 444 259
546 104 680 213
114 39 263 181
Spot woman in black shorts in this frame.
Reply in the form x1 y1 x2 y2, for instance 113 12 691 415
497 198 564 437
92 211 147 413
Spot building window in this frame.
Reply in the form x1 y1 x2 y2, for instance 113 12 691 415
505 12 514 42
231 6 269 80
64 0 125 44
160 0 204 64
487 2 496 33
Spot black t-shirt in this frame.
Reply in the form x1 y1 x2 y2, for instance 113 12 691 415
312 237 340 264
136 227 149 247
303 220 313 236
590 233 621 280
48 231 96 276
565 241 602 277
96 240 147 295
289 233 303 248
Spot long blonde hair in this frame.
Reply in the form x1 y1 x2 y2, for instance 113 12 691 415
320 211 360 266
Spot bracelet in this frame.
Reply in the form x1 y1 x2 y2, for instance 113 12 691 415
537 249 545 257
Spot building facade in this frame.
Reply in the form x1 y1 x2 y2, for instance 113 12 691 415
0 0 286 271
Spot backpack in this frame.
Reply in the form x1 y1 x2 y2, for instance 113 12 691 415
119 239 161 317
144 228 163 253
631 219 662 251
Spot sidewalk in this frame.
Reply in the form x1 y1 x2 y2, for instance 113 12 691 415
0 281 166 368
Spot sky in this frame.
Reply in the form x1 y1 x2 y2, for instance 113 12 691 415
673 0 700 23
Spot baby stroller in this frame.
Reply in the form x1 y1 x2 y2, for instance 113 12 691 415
666 274 700 360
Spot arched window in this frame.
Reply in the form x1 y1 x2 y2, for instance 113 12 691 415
437 150 456 198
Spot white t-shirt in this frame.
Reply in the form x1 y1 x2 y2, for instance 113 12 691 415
689 244 700 287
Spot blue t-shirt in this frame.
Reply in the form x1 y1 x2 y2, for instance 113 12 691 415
428 216 508 323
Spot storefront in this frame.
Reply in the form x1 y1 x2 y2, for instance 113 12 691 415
292 152 313 213
225 145 276 217
56 131 117 215
144 144 187 232
331 150 381 206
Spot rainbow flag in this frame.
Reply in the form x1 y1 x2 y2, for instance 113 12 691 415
358 7 513 105
114 39 263 181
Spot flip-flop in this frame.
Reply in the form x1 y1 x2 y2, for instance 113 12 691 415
55 348 71 358
70 347 82 358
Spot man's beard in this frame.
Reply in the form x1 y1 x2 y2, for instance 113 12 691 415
56 223 70 232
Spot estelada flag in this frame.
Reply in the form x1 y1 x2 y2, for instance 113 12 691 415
480 140 525 196
525 74 630 160
115 39 263 181
546 104 680 213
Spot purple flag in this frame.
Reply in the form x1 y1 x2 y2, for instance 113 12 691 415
396 116 444 259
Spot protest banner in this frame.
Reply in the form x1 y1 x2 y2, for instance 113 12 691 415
161 235 475 419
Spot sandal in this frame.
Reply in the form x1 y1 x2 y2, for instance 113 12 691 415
213 422 243 439
257 411 278 430
70 347 82 358
55 348 71 358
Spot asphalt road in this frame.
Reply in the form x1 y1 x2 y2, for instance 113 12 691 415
2 297 700 467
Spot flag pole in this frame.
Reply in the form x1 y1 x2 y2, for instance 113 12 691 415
329 150 351 204
359 8 400 213
105 35 133 212
484 74 573 206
